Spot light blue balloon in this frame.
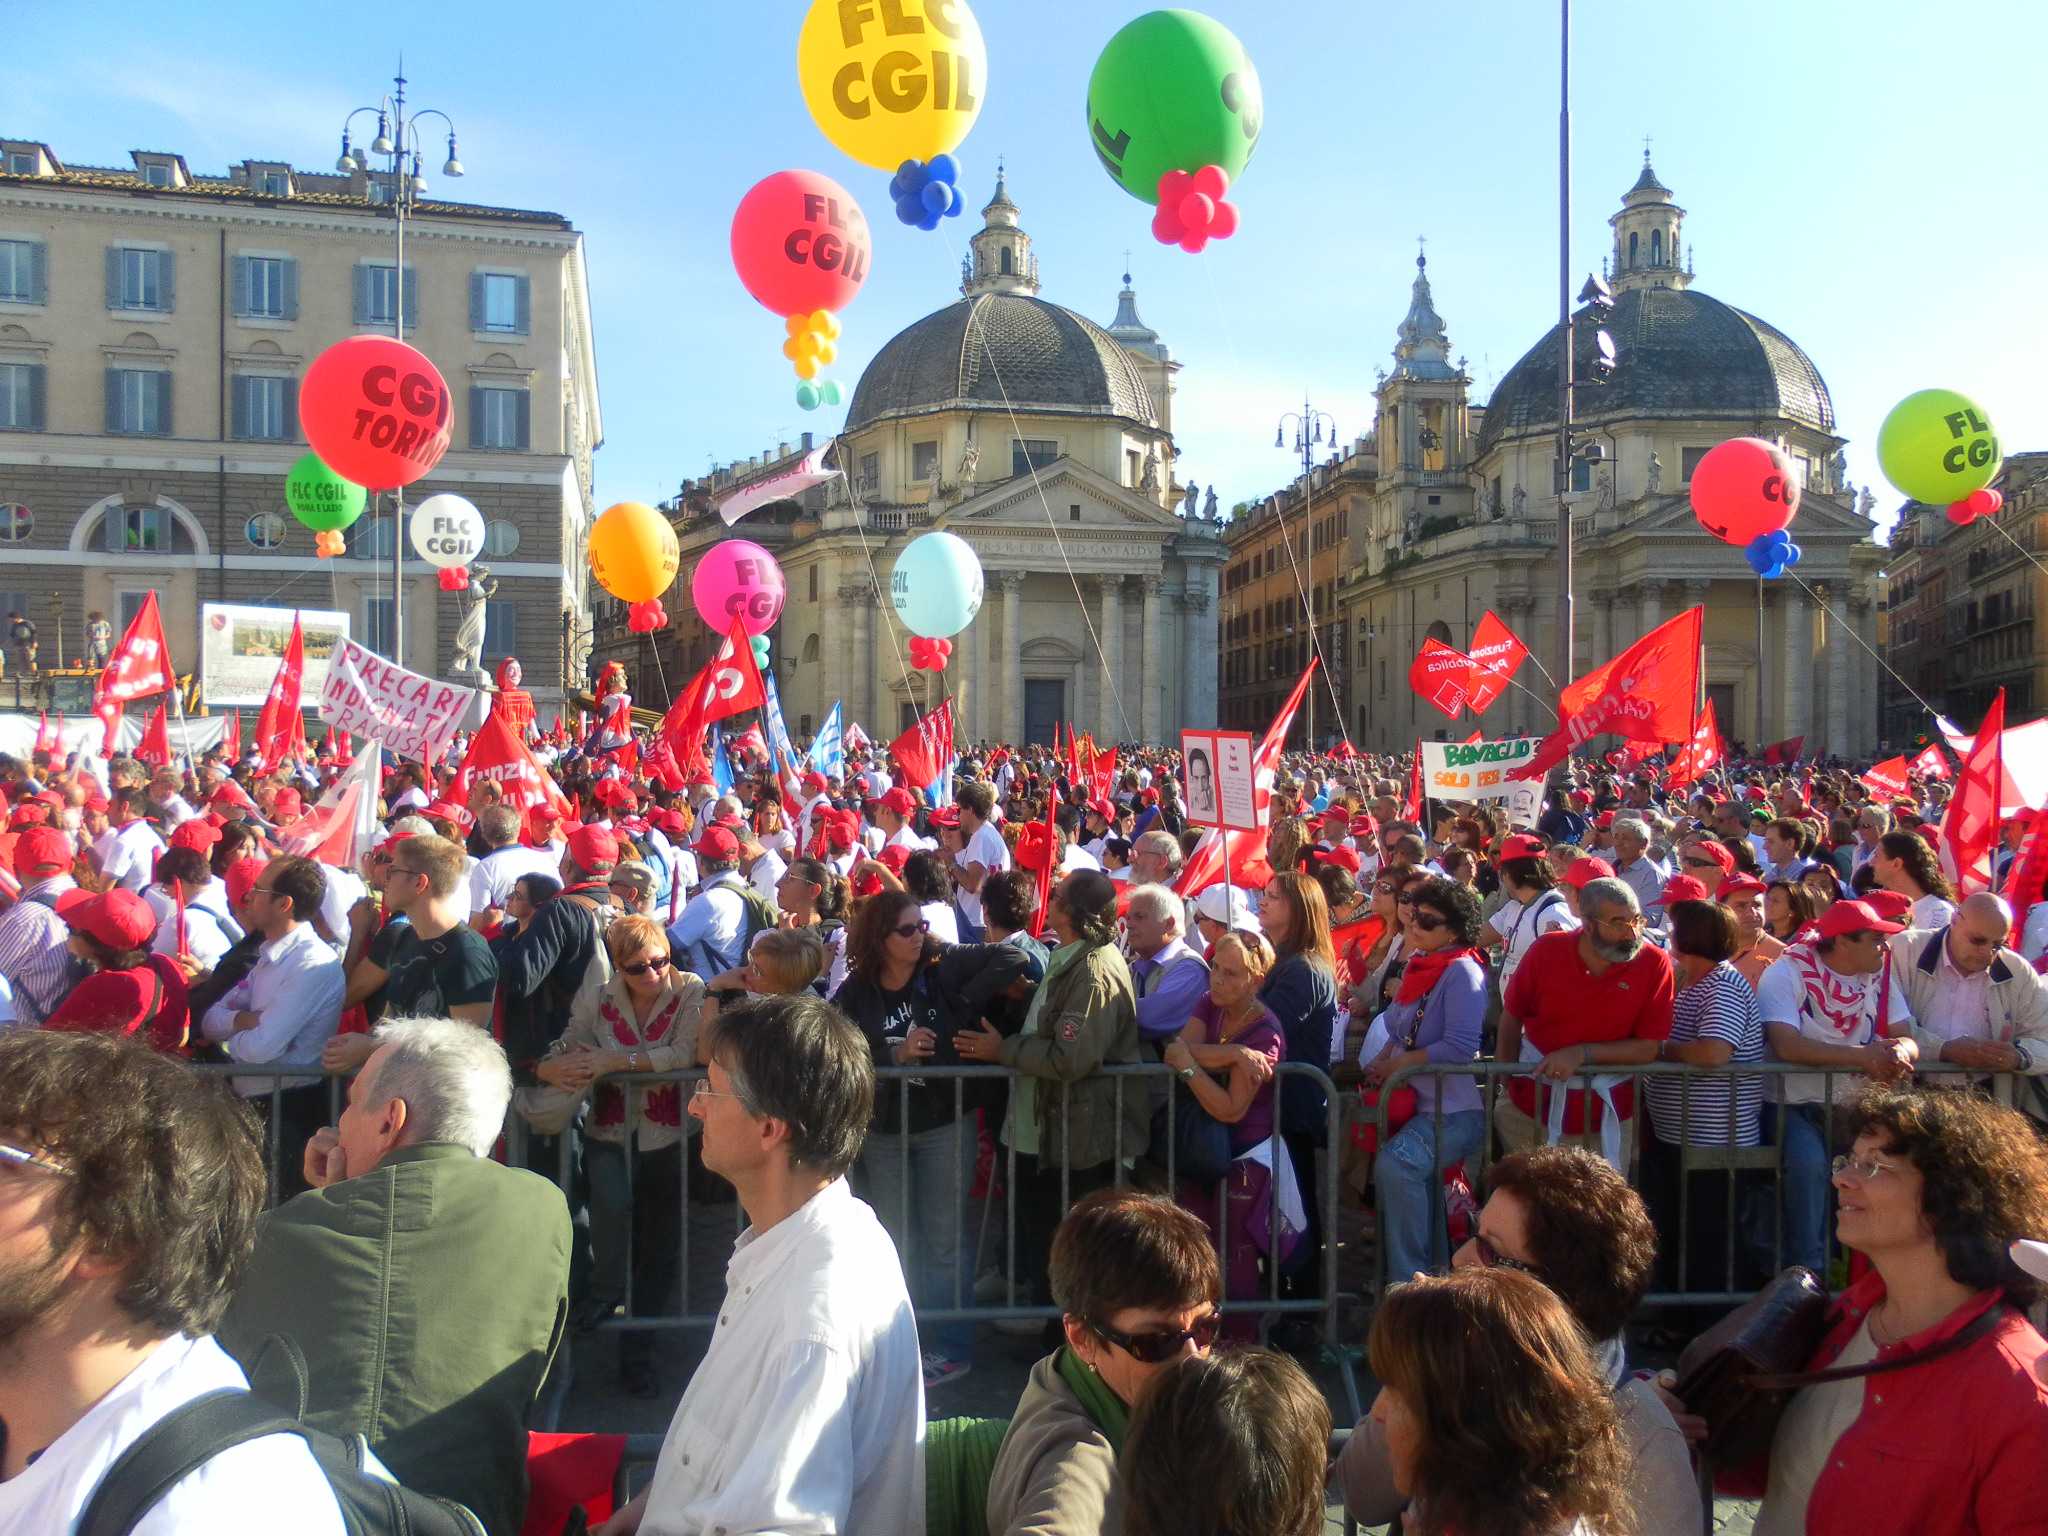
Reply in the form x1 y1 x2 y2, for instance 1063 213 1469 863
891 530 984 638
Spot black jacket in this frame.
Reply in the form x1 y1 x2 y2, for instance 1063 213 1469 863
493 882 619 1082
833 941 1033 1133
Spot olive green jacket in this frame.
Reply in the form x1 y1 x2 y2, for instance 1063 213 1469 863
998 940 1149 1170
219 1142 571 1536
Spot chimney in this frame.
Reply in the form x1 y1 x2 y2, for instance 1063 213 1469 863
777 441 790 459
801 431 814 451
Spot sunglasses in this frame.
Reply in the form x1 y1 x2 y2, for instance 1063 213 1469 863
1088 1310 1223 1363
1472 1233 1540 1275
1681 855 1722 869
1408 911 1448 933
620 955 672 976
891 919 931 939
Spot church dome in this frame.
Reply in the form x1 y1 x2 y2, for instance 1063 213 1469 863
1475 284 1834 458
846 291 1158 432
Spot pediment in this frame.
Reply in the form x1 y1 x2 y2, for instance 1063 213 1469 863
947 456 1183 531
1628 489 1876 540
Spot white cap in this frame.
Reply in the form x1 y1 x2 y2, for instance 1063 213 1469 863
2010 1239 2048 1283
1192 883 1260 934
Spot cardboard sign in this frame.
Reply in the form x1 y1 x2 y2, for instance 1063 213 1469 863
1420 735 1547 825
318 637 476 762
1182 729 1258 831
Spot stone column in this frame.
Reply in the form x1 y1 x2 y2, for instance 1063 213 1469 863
1181 589 1211 729
1589 586 1616 669
1500 596 1532 735
969 582 989 743
1782 583 1811 744
1753 586 1775 748
1853 591 1879 756
1683 577 1714 708
1821 584 1850 756
997 572 1025 743
1098 575 1126 741
1139 575 1164 745
836 581 871 734
1638 578 1667 640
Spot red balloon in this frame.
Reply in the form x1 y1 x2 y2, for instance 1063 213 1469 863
730 170 871 318
300 336 452 491
1970 487 2004 518
1688 437 1801 546
1947 499 1976 526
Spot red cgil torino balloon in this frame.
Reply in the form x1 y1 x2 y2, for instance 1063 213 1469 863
1687 435 1800 547
300 335 454 492
730 169 872 318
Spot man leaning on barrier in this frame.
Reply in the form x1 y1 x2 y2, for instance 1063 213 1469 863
1886 892 2048 1094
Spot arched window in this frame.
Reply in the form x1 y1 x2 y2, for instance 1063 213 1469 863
1000 247 1013 275
1627 231 1638 267
1426 619 1453 645
801 633 821 664
1650 228 1663 266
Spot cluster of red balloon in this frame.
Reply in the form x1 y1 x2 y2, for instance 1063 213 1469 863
731 169 871 412
1948 486 2004 526
589 502 681 633
908 636 954 672
1088 11 1262 252
1689 436 1803 578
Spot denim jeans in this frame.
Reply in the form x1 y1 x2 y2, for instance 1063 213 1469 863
1759 1102 1833 1277
1375 1108 1486 1282
861 1116 979 1361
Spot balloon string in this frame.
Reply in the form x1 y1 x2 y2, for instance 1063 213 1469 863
838 435 930 739
1783 571 1944 724
1980 513 2048 583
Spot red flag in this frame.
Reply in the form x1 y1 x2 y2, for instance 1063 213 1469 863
1409 638 1475 719
1910 744 1951 781
730 724 769 769
453 711 574 818
1403 739 1423 823
173 878 189 959
134 703 172 769
1174 659 1316 897
1510 608 1702 782
890 699 957 795
1762 735 1806 766
1088 745 1118 802
333 729 353 767
1465 610 1530 714
656 622 768 772
2002 808 2048 910
1666 700 1725 791
222 709 242 762
1031 780 1058 940
252 612 306 774
1861 756 1912 801
278 743 386 868
32 711 58 756
1460 728 1484 746
93 591 175 755
1940 691 2004 896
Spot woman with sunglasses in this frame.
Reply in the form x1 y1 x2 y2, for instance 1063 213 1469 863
1338 1144 1698 1535
539 912 707 1398
835 888 1034 1388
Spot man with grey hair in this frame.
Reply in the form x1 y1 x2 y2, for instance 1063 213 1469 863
1608 816 1669 922
469 801 559 927
1124 881 1210 1044
1123 828 1184 888
220 1017 570 1536
1888 890 2048 1086
1495 877 1676 1160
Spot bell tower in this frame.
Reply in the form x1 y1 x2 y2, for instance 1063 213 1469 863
960 163 1039 297
1609 146 1691 294
1372 242 1474 550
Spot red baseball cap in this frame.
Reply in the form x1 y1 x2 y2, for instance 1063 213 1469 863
1660 874 1712 906
1717 874 1768 900
13 826 74 877
567 824 620 871
224 855 269 909
169 820 222 852
270 787 303 820
1595 810 1617 829
800 771 828 795
210 781 256 811
58 888 156 950
1500 833 1547 861
1321 805 1352 825
1561 855 1616 890
1816 899 1906 940
1685 840 1736 874
1311 845 1362 874
698 825 741 861
5 803 48 830
651 808 688 837
879 787 918 817
422 800 474 831
878 844 912 874
1861 889 1915 923
928 805 960 829
1087 797 1115 821
84 791 112 814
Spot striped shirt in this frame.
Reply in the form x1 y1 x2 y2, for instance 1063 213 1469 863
1646 961 1763 1147
0 876 80 1027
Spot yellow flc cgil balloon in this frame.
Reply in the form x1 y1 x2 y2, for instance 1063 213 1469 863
588 501 680 605
797 0 988 171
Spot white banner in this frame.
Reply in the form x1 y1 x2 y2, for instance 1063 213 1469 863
318 638 476 762
1420 735 1546 825
201 603 350 708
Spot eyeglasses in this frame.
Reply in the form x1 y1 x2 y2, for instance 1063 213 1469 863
690 1079 742 1102
891 919 930 939
0 1140 72 1178
1681 855 1722 870
1396 894 1417 908
1831 1153 1901 1183
620 955 671 976
1472 1233 1540 1275
1087 1310 1223 1363
1408 912 1448 933
1596 912 1644 930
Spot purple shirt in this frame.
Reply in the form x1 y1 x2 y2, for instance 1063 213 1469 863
1191 995 1283 1153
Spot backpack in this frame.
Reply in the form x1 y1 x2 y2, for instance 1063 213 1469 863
706 873 779 955
74 1388 484 1536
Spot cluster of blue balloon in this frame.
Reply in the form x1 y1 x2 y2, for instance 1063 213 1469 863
890 154 964 229
1745 529 1803 579
795 378 844 411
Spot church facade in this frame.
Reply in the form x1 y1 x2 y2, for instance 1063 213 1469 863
1332 158 1888 757
656 175 1226 748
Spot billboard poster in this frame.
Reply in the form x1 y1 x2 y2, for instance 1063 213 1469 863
201 604 350 708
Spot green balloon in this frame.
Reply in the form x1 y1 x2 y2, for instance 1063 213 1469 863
284 453 368 532
1086 10 1262 206
1877 388 2001 505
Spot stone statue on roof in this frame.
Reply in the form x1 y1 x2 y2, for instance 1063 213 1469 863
1140 445 1161 493
1182 482 1200 516
1202 487 1219 519
1646 449 1663 494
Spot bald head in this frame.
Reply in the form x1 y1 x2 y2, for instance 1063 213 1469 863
1948 892 2015 976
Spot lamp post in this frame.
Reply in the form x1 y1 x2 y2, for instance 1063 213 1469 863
1272 397 1339 751
337 70 464 670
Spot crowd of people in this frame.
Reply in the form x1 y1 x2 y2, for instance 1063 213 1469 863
4 726 2048 1534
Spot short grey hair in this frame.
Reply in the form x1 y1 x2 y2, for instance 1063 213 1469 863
366 1017 512 1158
477 804 522 847
1125 882 1184 934
1576 877 1640 920
1134 829 1183 873
388 813 434 838
713 794 745 825
1612 817 1650 845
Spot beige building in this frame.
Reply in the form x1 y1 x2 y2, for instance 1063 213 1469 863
1332 156 1886 756
0 135 600 710
594 174 1227 746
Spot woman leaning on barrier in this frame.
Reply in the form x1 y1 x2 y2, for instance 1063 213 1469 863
1677 1088 2048 1536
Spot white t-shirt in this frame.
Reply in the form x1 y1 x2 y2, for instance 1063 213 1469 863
749 847 789 909
0 1333 351 1535
99 819 167 892
1911 893 1958 931
954 820 1011 928
1493 890 1578 994
153 905 236 970
468 843 561 916
921 900 959 945
1757 951 1911 1104
314 864 367 947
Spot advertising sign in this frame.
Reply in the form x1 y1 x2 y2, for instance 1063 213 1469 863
201 604 349 708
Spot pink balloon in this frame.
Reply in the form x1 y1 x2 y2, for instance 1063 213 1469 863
1209 200 1241 240
1179 192 1215 228
1190 164 1229 199
691 539 786 636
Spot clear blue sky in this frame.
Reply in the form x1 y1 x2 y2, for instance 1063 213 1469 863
15 0 2046 533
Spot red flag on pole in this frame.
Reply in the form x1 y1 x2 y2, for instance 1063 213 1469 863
32 712 58 756
1762 736 1806 766
2002 808 2048 912
1510 608 1702 781
1939 690 2004 896
221 709 242 762
656 622 768 774
135 703 172 769
252 612 306 774
1461 728 1484 746
1030 780 1058 939
1464 609 1530 714
1402 739 1423 823
1861 756 1912 800
1666 700 1725 791
453 713 575 818
1408 638 1475 719
890 699 957 795
1174 659 1316 897
173 878 189 959
1910 744 1952 781
92 591 175 755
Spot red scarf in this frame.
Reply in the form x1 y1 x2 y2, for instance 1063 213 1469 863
1395 944 1481 1005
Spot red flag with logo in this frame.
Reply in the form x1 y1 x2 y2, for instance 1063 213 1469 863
1174 659 1315 897
135 702 172 769
1861 756 1912 801
889 698 957 794
93 591 175 755
1939 690 2004 895
452 711 575 818
1510 608 1702 782
1409 638 1475 719
1088 745 1118 802
1465 610 1530 714
251 612 306 774
2002 808 2048 911
1910 744 1951 781
1666 700 1725 791
1403 739 1424 822
221 709 241 762
1762 736 1806 767
1461 728 1484 746
656 621 768 773
32 712 58 756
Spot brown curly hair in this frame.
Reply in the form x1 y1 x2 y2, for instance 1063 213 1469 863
1369 1268 1633 1536
1842 1087 2048 1308
1484 1145 1658 1340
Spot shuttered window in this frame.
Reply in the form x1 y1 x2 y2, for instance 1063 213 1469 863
470 386 530 450
107 247 172 312
230 375 296 441
471 271 530 334
105 369 171 435
0 240 45 304
0 363 43 430
233 255 297 319
352 263 418 329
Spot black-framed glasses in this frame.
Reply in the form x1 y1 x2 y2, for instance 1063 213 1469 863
1087 1310 1222 1363
891 919 930 939
1472 1233 1539 1275
620 955 672 976
0 1140 72 1178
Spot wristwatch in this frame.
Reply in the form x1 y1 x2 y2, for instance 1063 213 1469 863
1177 1065 1197 1081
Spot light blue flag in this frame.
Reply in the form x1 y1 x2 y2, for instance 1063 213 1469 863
807 701 844 778
761 670 803 794
710 725 734 795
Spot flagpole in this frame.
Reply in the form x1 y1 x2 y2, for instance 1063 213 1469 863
167 677 198 783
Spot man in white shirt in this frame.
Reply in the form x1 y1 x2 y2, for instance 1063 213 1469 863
951 781 1010 943
861 760 894 800
149 846 240 971
742 832 789 909
0 1029 352 1532
469 804 561 927
875 787 933 852
147 767 200 831
595 993 923 1536
388 765 430 814
94 786 166 893
1608 817 1671 923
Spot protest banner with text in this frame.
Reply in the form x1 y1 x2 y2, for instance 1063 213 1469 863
318 638 476 762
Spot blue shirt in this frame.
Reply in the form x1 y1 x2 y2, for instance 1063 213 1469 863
1130 938 1211 1042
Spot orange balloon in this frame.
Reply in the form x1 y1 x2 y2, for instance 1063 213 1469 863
588 502 680 604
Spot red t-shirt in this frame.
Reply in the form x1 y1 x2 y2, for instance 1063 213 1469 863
42 954 189 1053
1502 929 1674 1129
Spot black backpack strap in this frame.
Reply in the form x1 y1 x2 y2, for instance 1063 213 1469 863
75 1388 309 1536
